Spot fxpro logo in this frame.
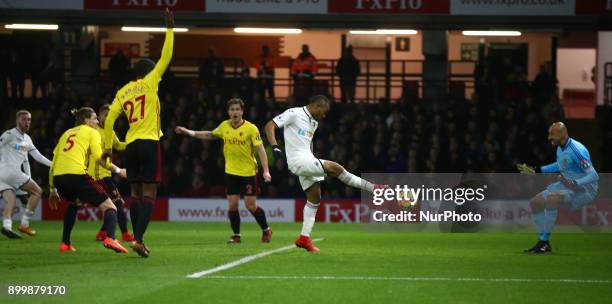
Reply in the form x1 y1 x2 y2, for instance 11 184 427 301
372 185 487 206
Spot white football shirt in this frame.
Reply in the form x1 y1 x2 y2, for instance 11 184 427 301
272 106 318 163
0 128 36 169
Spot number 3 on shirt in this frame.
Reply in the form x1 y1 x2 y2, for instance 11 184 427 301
123 95 146 124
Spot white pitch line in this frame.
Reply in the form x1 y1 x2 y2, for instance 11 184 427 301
186 238 324 279
202 275 612 284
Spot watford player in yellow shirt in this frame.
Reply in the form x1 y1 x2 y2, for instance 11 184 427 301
90 104 134 243
103 8 174 257
175 98 273 243
49 107 128 254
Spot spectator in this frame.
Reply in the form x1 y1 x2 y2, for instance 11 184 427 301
532 63 556 105
336 45 360 103
291 44 317 103
108 49 130 89
255 45 275 102
236 68 254 104
199 48 225 91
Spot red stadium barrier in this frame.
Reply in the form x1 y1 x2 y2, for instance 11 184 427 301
295 199 369 223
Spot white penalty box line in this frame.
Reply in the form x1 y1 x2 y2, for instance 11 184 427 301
202 275 612 284
186 238 324 279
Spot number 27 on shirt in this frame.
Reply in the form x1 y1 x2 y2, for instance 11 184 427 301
123 95 146 124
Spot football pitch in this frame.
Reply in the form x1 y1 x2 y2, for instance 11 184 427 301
2 222 611 303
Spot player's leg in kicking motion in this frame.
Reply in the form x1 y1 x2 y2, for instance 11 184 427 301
295 159 381 253
323 160 377 192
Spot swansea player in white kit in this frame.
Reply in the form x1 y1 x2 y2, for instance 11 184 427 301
265 95 381 253
0 110 51 239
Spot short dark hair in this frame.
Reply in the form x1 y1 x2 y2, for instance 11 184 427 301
70 107 96 125
309 95 330 106
227 98 245 110
134 58 156 79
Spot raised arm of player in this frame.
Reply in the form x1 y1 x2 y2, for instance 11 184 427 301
150 8 175 81
174 126 219 140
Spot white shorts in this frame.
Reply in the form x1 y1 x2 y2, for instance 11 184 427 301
0 167 30 193
288 154 327 191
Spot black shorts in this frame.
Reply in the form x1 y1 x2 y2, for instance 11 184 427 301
98 177 120 201
225 173 259 196
125 139 161 184
54 174 108 206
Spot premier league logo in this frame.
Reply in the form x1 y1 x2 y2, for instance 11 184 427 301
580 159 590 169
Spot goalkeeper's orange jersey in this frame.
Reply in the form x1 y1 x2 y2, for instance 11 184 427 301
212 119 263 177
88 126 126 180
49 124 102 188
104 28 174 149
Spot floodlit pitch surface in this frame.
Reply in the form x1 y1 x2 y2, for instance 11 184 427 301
2 222 611 303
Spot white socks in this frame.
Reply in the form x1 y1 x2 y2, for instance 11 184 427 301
300 201 319 237
338 169 375 192
3 218 12 230
21 209 34 227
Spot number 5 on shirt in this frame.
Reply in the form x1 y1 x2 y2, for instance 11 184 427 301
63 134 77 152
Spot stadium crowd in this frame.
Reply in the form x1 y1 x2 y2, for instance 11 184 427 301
4 59 570 200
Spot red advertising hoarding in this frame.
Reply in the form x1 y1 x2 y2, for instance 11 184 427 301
576 0 612 15
104 43 140 57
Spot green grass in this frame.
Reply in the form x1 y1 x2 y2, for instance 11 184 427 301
1 221 612 303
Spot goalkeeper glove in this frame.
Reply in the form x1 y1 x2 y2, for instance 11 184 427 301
517 163 536 175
